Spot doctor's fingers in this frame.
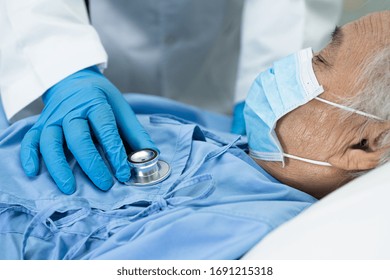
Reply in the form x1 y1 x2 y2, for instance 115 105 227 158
40 125 76 195
106 90 157 152
88 103 130 183
62 116 114 191
21 128 41 177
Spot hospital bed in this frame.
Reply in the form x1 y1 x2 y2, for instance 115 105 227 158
243 160 390 259
0 94 390 259
119 95 390 260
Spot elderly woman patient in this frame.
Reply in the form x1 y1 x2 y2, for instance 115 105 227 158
0 11 388 260
245 10 390 198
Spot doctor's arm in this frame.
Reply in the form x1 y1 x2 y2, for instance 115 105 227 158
231 0 342 134
0 0 157 194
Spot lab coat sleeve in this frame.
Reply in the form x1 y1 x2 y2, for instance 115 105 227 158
0 0 108 121
234 0 342 103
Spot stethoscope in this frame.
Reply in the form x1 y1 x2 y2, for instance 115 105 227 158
125 149 171 186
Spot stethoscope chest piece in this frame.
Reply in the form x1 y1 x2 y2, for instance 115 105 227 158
125 149 171 186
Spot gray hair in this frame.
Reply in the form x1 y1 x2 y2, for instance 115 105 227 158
342 47 390 166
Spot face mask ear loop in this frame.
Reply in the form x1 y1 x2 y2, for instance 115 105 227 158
314 97 384 121
283 153 332 166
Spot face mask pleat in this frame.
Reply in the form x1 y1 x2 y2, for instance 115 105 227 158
244 48 328 166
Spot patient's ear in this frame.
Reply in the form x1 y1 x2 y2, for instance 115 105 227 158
329 148 383 171
329 124 390 171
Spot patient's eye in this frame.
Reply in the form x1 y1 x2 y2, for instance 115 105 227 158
314 54 330 67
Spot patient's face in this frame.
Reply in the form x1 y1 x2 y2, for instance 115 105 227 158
257 11 390 198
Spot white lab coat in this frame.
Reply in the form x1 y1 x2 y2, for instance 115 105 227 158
0 0 342 121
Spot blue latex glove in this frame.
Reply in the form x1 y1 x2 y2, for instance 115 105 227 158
231 101 246 135
21 66 157 194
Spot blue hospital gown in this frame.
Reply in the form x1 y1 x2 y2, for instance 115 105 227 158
0 97 316 259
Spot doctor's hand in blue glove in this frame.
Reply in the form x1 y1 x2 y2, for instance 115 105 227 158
231 101 246 135
21 66 157 194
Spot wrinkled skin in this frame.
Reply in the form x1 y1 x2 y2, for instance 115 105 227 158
257 11 390 198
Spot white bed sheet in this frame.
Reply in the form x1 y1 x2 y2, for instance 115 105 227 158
243 161 390 259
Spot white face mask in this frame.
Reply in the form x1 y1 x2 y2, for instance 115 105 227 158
244 48 384 167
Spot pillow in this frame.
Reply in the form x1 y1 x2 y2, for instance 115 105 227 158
243 161 390 259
